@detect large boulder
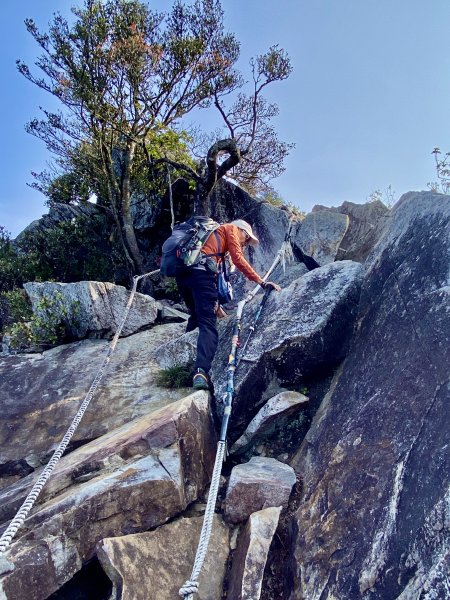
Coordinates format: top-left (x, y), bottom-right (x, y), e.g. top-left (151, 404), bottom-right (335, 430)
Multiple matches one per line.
top-left (312, 199), bottom-right (390, 262)
top-left (23, 281), bottom-right (158, 340)
top-left (224, 457), bottom-right (296, 524)
top-left (0, 323), bottom-right (190, 480)
top-left (213, 261), bottom-right (364, 431)
top-left (0, 392), bottom-right (216, 600)
top-left (289, 191), bottom-right (450, 599)
top-left (97, 514), bottom-right (229, 600)
top-left (293, 210), bottom-right (349, 265)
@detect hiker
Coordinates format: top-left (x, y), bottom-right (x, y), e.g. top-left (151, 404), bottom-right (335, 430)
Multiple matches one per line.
top-left (175, 219), bottom-right (281, 390)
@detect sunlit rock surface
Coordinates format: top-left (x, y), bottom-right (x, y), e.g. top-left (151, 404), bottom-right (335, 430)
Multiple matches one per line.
top-left (289, 191), bottom-right (450, 599)
top-left (0, 392), bottom-right (216, 600)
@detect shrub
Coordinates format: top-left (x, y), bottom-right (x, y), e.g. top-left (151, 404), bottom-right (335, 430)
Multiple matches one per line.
top-left (4, 293), bottom-right (81, 352)
top-left (17, 215), bottom-right (126, 284)
top-left (155, 363), bottom-right (193, 388)
top-left (0, 227), bottom-right (32, 293)
top-left (0, 288), bottom-right (32, 333)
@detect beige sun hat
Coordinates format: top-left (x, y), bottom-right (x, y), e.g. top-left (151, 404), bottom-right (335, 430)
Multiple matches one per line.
top-left (230, 219), bottom-right (259, 246)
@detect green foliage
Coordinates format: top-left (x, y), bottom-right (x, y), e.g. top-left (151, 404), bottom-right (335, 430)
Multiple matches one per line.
top-left (0, 218), bottom-right (126, 338)
top-left (257, 188), bottom-right (305, 220)
top-left (17, 215), bottom-right (126, 284)
top-left (258, 188), bottom-right (285, 207)
top-left (0, 227), bottom-right (30, 293)
top-left (4, 293), bottom-right (81, 352)
top-left (20, 0), bottom-right (293, 272)
top-left (155, 363), bottom-right (193, 388)
top-left (163, 278), bottom-right (179, 295)
top-left (0, 289), bottom-right (32, 334)
top-left (31, 171), bottom-right (92, 207)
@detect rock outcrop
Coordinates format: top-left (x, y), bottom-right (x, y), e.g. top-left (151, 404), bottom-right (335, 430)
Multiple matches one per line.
top-left (24, 281), bottom-right (158, 340)
top-left (0, 323), bottom-right (190, 478)
top-left (312, 199), bottom-right (390, 262)
top-left (293, 210), bottom-right (349, 265)
top-left (289, 191), bottom-right (450, 599)
top-left (0, 392), bottom-right (216, 600)
top-left (213, 260), bottom-right (364, 430)
top-left (98, 515), bottom-right (229, 600)
top-left (1, 189), bottom-right (447, 600)
top-left (15, 202), bottom-right (102, 242)
top-left (230, 391), bottom-right (309, 455)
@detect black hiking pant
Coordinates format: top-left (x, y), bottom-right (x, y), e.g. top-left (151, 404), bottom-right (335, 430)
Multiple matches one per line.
top-left (176, 267), bottom-right (218, 374)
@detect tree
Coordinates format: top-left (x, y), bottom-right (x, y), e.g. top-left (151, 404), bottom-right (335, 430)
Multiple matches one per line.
top-left (428, 148), bottom-right (450, 194)
top-left (19, 0), bottom-right (292, 274)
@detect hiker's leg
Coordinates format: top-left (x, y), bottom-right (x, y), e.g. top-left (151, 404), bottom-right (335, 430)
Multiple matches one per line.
top-left (176, 274), bottom-right (198, 332)
top-left (191, 270), bottom-right (218, 373)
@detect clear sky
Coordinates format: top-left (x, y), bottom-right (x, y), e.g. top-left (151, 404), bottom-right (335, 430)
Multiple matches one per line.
top-left (1, 1), bottom-right (450, 237)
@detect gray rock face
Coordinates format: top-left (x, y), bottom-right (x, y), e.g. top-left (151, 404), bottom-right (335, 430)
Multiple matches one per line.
top-left (0, 392), bottom-right (216, 600)
top-left (0, 323), bottom-right (190, 474)
top-left (230, 391), bottom-right (309, 455)
top-left (313, 199), bottom-right (390, 262)
top-left (24, 281), bottom-right (158, 340)
top-left (213, 261), bottom-right (364, 430)
top-left (15, 202), bottom-right (102, 241)
top-left (155, 329), bottom-right (198, 369)
top-left (224, 457), bottom-right (296, 524)
top-left (226, 200), bottom-right (301, 298)
top-left (289, 191), bottom-right (450, 599)
top-left (294, 210), bottom-right (349, 265)
top-left (228, 506), bottom-right (282, 600)
top-left (97, 514), bottom-right (229, 600)
top-left (249, 202), bottom-right (294, 280)
top-left (156, 302), bottom-right (189, 323)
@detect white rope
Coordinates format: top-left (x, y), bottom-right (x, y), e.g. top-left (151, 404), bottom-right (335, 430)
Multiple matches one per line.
top-left (179, 441), bottom-right (226, 599)
top-left (0, 270), bottom-right (159, 556)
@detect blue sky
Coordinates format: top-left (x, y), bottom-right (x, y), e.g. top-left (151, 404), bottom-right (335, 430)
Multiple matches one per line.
top-left (1, 1), bottom-right (450, 236)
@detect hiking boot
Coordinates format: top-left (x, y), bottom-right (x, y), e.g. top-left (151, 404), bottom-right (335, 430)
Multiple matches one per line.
top-left (192, 368), bottom-right (210, 390)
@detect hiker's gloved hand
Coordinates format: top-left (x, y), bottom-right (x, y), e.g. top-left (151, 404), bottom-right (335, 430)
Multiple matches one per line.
top-left (214, 304), bottom-right (228, 319)
top-left (262, 281), bottom-right (281, 292)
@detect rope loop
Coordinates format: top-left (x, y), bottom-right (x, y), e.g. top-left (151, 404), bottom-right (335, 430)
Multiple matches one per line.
top-left (179, 581), bottom-right (199, 597)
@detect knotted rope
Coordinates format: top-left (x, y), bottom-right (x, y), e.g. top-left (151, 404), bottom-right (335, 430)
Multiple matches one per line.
top-left (0, 271), bottom-right (159, 556)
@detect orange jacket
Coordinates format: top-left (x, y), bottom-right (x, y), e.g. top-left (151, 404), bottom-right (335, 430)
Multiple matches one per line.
top-left (201, 223), bottom-right (263, 284)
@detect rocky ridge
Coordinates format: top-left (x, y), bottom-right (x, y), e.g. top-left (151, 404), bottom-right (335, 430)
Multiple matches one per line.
top-left (0, 189), bottom-right (448, 600)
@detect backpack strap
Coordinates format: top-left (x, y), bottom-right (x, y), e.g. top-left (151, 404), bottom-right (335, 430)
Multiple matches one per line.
top-left (202, 230), bottom-right (225, 259)
top-left (213, 231), bottom-right (229, 278)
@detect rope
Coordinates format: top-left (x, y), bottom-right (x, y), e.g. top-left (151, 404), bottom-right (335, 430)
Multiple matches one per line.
top-left (178, 441), bottom-right (226, 600)
top-left (179, 219), bottom-right (295, 599)
top-left (0, 270), bottom-right (159, 556)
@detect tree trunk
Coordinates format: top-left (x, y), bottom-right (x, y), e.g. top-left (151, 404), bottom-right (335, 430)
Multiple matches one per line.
top-left (121, 141), bottom-right (145, 274)
top-left (101, 142), bottom-right (134, 277)
top-left (196, 138), bottom-right (241, 214)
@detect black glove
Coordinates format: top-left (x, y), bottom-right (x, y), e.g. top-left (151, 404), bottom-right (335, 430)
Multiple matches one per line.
top-left (261, 281), bottom-right (281, 291)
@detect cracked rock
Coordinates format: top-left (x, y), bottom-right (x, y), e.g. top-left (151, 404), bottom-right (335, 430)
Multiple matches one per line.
top-left (0, 392), bottom-right (216, 600)
top-left (289, 191), bottom-right (450, 600)
top-left (97, 514), bottom-right (229, 600)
